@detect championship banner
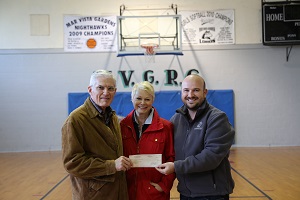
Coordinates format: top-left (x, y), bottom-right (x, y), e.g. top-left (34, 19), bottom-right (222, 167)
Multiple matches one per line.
top-left (64, 15), bottom-right (117, 52)
top-left (180, 10), bottom-right (235, 45)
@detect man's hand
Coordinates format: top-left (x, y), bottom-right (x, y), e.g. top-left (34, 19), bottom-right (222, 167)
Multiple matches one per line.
top-left (115, 156), bottom-right (132, 171)
top-left (155, 162), bottom-right (175, 175)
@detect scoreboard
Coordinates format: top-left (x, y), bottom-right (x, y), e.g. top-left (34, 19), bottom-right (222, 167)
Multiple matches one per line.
top-left (262, 3), bottom-right (300, 46)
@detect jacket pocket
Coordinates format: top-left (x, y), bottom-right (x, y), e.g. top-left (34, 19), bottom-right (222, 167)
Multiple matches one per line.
top-left (89, 180), bottom-right (107, 191)
top-left (142, 134), bottom-right (165, 153)
top-left (185, 172), bottom-right (216, 193)
top-left (143, 180), bottom-right (165, 199)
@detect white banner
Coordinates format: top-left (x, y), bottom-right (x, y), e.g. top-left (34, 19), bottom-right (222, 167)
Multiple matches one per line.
top-left (180, 10), bottom-right (235, 45)
top-left (64, 15), bottom-right (117, 52)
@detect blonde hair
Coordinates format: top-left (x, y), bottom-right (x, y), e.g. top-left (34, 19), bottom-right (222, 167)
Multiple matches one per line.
top-left (131, 81), bottom-right (155, 100)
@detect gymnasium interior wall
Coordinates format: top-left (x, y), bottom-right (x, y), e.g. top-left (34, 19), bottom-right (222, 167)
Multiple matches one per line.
top-left (0, 0), bottom-right (300, 152)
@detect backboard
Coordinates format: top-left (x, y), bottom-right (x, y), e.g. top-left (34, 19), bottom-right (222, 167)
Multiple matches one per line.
top-left (117, 15), bottom-right (183, 56)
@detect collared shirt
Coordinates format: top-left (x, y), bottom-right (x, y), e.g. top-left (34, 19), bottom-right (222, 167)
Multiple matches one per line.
top-left (133, 108), bottom-right (154, 140)
top-left (89, 97), bottom-right (112, 126)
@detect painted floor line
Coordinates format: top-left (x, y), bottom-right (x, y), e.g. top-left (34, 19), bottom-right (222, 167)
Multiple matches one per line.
top-left (231, 167), bottom-right (272, 200)
top-left (40, 174), bottom-right (69, 200)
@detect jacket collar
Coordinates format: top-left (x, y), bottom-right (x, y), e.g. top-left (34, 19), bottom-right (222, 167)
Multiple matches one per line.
top-left (85, 97), bottom-right (114, 120)
top-left (133, 108), bottom-right (154, 125)
top-left (177, 98), bottom-right (209, 118)
top-left (121, 108), bottom-right (163, 132)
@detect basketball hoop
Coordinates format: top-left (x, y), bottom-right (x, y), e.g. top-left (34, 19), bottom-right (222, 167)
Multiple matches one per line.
top-left (141, 43), bottom-right (159, 63)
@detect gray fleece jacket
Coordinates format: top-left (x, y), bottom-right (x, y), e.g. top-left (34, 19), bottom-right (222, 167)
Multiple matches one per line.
top-left (170, 99), bottom-right (235, 197)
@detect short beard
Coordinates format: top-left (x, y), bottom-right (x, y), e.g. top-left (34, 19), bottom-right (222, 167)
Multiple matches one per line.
top-left (185, 103), bottom-right (200, 111)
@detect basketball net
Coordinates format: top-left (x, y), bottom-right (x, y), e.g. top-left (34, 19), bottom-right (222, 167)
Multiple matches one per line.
top-left (141, 44), bottom-right (159, 63)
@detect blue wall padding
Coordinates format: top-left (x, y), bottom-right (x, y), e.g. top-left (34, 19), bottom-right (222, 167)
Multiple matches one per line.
top-left (68, 90), bottom-right (234, 127)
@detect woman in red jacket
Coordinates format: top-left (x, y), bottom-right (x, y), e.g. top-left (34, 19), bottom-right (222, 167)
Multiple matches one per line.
top-left (120, 81), bottom-right (176, 200)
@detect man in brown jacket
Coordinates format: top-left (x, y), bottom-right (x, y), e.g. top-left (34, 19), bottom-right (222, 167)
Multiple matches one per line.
top-left (62, 70), bottom-right (132, 200)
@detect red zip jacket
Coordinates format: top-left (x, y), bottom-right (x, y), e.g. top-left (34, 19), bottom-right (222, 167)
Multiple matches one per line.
top-left (120, 108), bottom-right (176, 200)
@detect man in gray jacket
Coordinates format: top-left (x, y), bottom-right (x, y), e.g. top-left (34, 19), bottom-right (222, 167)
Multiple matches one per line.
top-left (156, 74), bottom-right (235, 200)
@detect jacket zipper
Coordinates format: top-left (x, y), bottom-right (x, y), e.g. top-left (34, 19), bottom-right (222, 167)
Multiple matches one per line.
top-left (212, 170), bottom-right (216, 189)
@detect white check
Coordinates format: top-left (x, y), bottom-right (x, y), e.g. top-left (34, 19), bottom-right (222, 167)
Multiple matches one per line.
top-left (129, 154), bottom-right (162, 167)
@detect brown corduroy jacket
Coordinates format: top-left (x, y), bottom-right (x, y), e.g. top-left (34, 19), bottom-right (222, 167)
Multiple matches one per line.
top-left (62, 97), bottom-right (128, 200)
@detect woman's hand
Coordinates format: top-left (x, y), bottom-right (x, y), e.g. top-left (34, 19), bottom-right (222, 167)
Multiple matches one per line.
top-left (150, 182), bottom-right (163, 192)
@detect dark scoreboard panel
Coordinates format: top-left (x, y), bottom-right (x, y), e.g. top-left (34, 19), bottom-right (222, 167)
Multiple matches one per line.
top-left (262, 3), bottom-right (300, 46)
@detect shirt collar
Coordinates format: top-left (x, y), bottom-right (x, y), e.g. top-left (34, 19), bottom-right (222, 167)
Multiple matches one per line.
top-left (134, 108), bottom-right (154, 125)
top-left (90, 97), bottom-right (104, 114)
top-left (90, 97), bottom-right (113, 125)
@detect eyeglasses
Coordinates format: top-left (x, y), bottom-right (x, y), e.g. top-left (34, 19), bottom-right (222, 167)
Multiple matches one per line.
top-left (96, 85), bottom-right (116, 92)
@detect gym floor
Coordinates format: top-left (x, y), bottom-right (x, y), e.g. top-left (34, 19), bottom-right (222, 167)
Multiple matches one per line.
top-left (1, 147), bottom-right (299, 200)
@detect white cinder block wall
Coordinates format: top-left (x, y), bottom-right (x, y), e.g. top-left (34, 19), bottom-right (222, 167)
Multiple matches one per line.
top-left (0, 0), bottom-right (300, 152)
